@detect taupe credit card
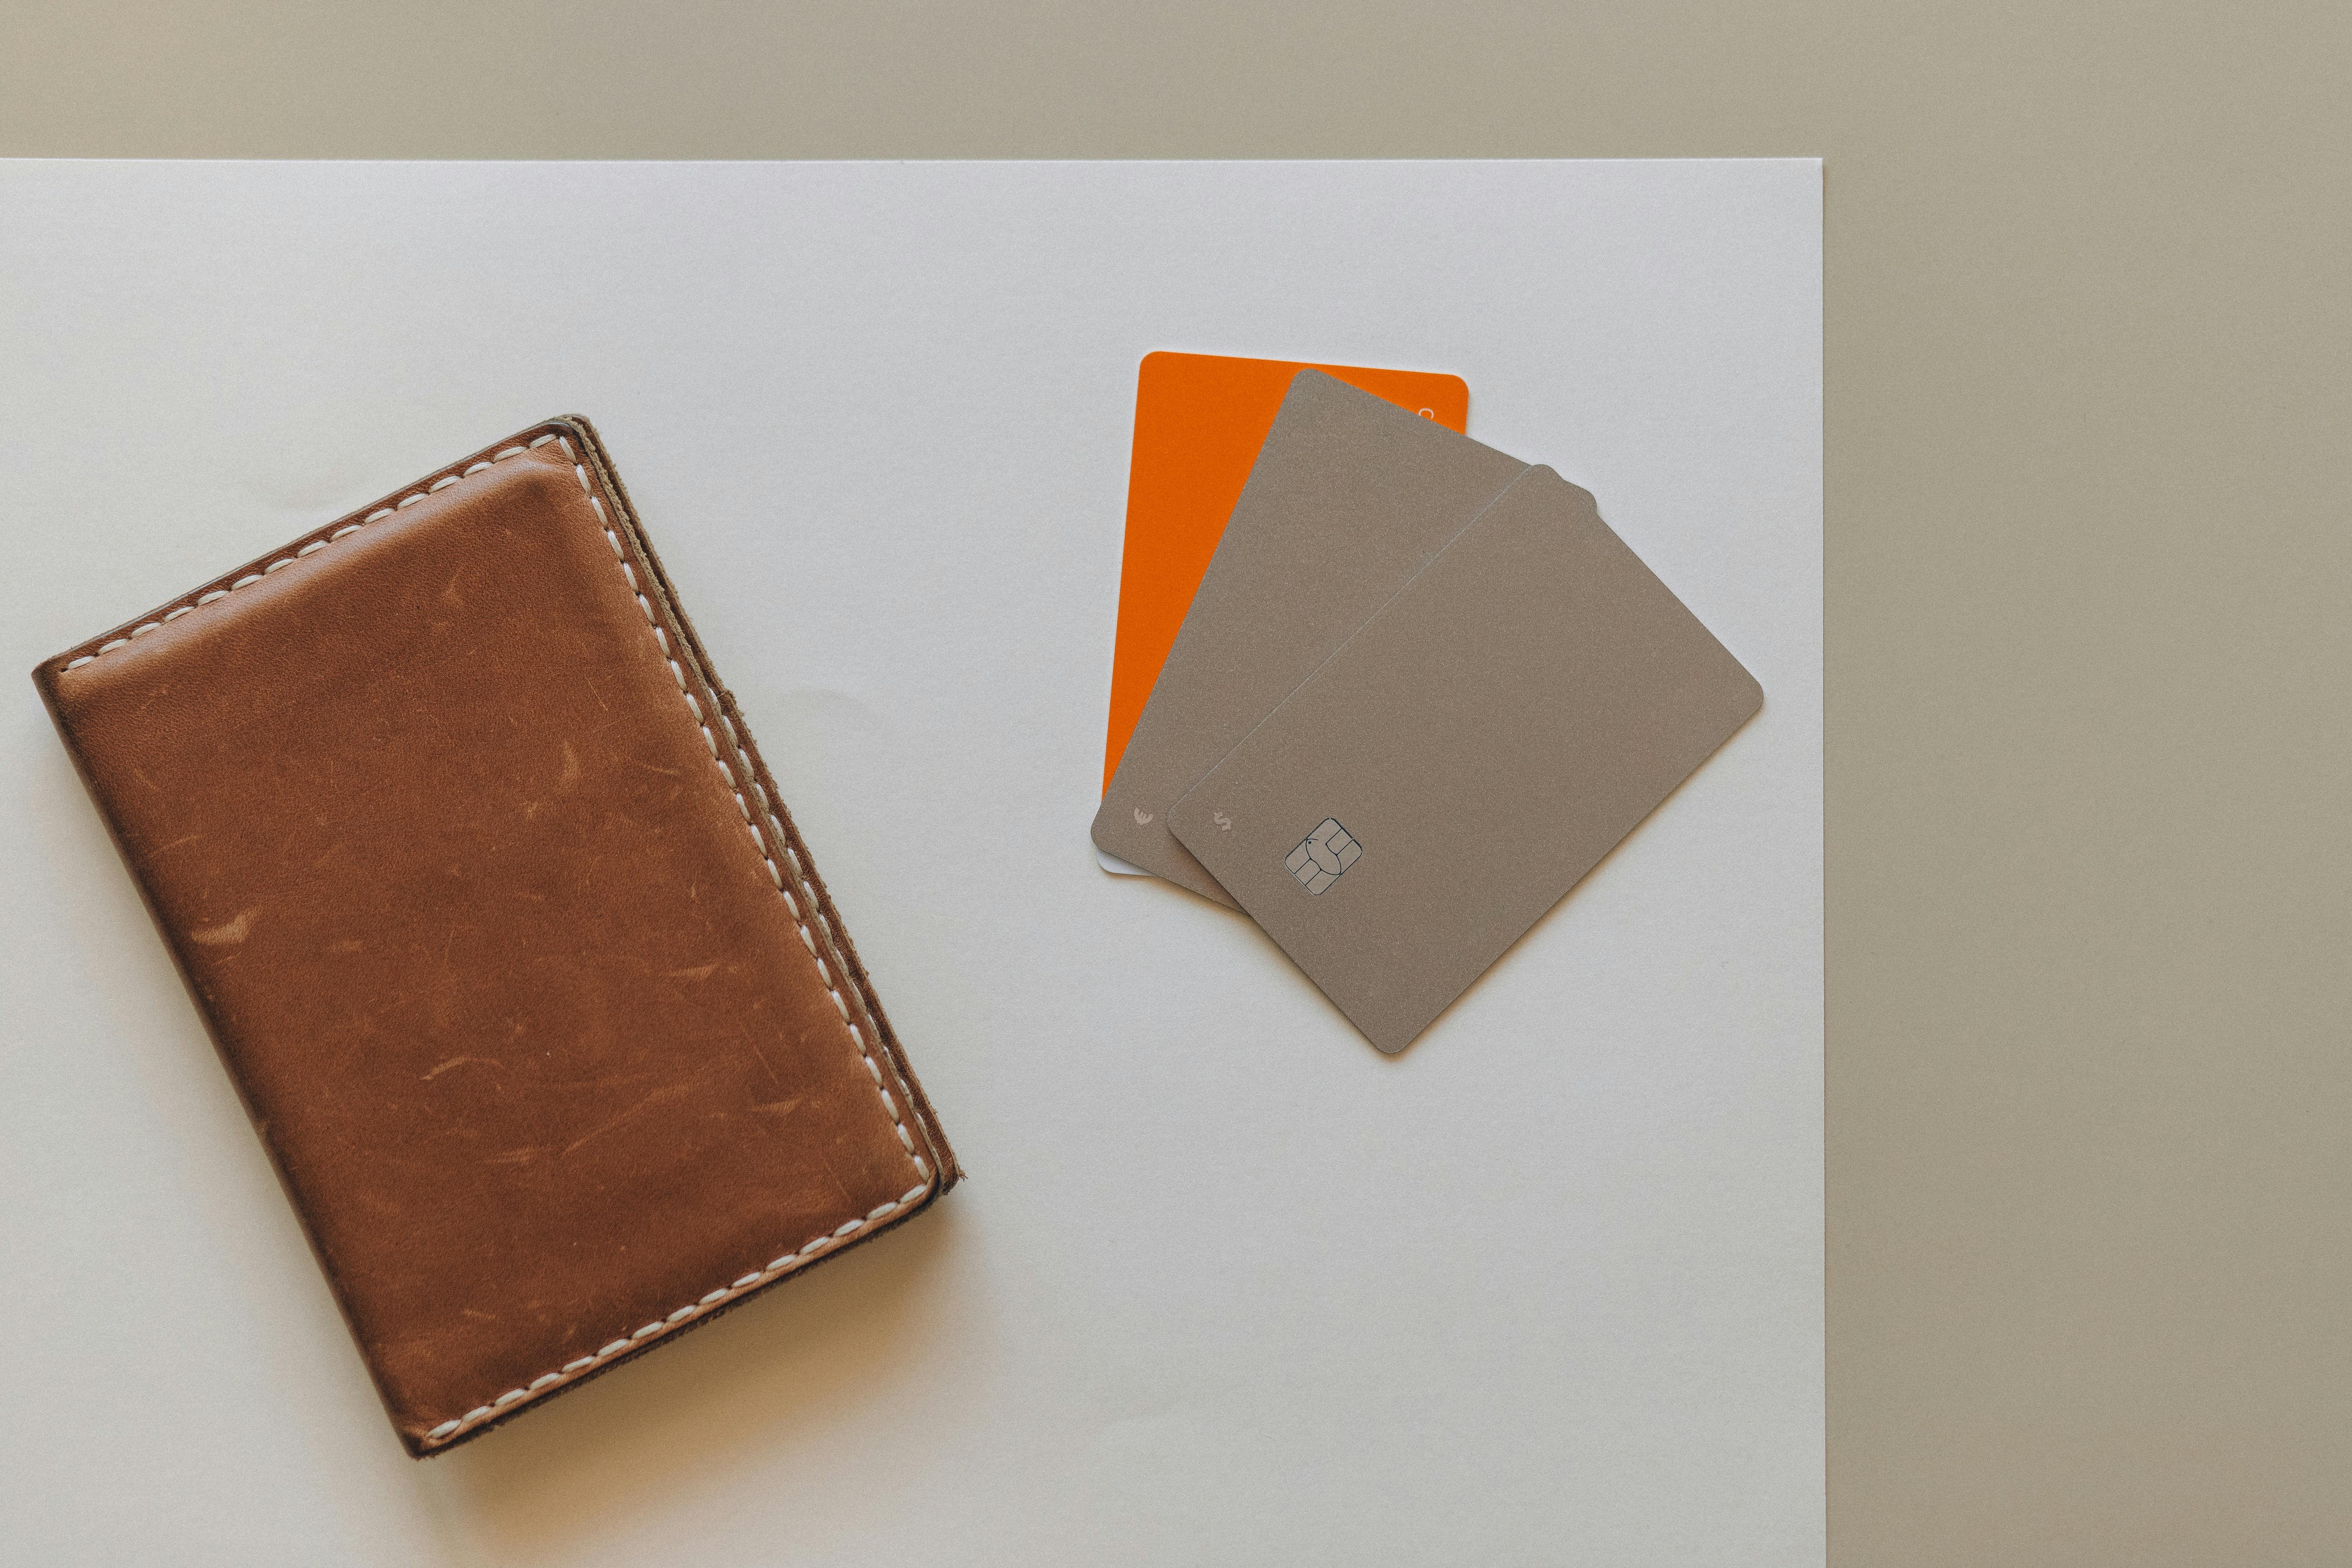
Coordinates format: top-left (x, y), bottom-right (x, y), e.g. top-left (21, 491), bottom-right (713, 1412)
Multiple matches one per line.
top-left (1090, 371), bottom-right (1529, 906)
top-left (1167, 467), bottom-right (1762, 1054)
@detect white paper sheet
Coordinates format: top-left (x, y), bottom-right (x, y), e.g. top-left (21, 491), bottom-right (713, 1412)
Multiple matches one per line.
top-left (0, 159), bottom-right (1822, 1566)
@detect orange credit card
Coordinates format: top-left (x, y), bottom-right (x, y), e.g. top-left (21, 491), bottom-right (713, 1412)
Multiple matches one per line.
top-left (1101, 352), bottom-right (1470, 792)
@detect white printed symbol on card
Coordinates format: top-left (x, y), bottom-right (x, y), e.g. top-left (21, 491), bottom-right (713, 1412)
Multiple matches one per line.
top-left (1283, 818), bottom-right (1361, 895)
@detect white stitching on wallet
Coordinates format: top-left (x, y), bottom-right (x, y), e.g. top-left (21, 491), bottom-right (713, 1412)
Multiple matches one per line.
top-left (583, 443), bottom-right (928, 1187)
top-left (418, 431), bottom-right (936, 1449)
top-left (417, 1178), bottom-right (936, 1446)
top-left (752, 806), bottom-right (931, 1168)
top-left (54, 438), bottom-right (543, 671)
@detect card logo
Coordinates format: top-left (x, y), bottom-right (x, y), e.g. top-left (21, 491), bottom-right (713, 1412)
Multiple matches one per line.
top-left (1133, 807), bottom-right (1153, 825)
top-left (1284, 818), bottom-right (1362, 895)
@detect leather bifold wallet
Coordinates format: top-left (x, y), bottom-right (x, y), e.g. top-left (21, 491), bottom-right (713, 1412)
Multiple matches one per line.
top-left (33, 417), bottom-right (960, 1456)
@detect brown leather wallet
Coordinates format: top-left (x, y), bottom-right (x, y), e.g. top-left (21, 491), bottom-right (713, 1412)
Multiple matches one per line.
top-left (33, 417), bottom-right (960, 1456)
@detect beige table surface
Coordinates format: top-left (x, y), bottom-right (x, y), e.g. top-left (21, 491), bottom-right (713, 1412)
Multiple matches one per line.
top-left (7, 4), bottom-right (2347, 1563)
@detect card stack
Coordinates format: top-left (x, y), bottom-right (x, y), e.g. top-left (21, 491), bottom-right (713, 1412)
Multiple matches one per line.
top-left (1093, 355), bottom-right (1761, 1054)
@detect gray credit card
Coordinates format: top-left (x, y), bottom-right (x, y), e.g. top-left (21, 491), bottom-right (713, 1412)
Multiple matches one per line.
top-left (1090, 370), bottom-right (1529, 906)
top-left (1167, 466), bottom-right (1761, 1054)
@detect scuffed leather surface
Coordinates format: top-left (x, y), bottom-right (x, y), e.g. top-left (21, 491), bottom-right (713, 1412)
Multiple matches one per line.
top-left (34, 419), bottom-right (959, 1456)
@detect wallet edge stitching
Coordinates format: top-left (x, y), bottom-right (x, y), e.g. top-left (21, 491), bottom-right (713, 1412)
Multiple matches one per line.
top-left (50, 444), bottom-right (546, 669)
top-left (555, 433), bottom-right (933, 1187)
